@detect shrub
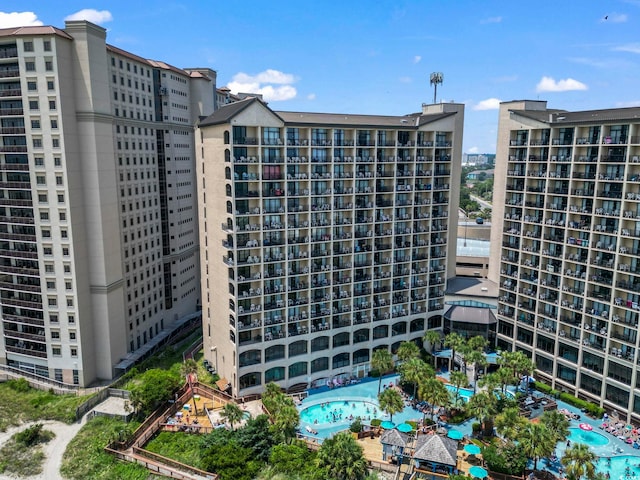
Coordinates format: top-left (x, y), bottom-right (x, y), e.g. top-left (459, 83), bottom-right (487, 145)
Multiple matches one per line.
top-left (7, 378), bottom-right (30, 393)
top-left (370, 418), bottom-right (382, 427)
top-left (350, 417), bottom-right (363, 433)
top-left (472, 422), bottom-right (482, 432)
top-left (14, 424), bottom-right (54, 447)
top-left (406, 420), bottom-right (418, 430)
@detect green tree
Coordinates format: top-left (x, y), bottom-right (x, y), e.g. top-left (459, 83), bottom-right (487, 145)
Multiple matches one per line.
top-left (466, 349), bottom-right (487, 394)
top-left (494, 407), bottom-right (527, 442)
top-left (181, 358), bottom-right (199, 413)
top-left (540, 410), bottom-right (570, 444)
top-left (236, 414), bottom-right (276, 462)
top-left (498, 351), bottom-right (534, 390)
top-left (423, 330), bottom-right (442, 366)
top-left (316, 432), bottom-right (368, 480)
top-left (269, 441), bottom-right (317, 478)
top-left (444, 333), bottom-right (465, 373)
top-left (378, 388), bottom-right (404, 422)
top-left (201, 440), bottom-right (262, 480)
top-left (371, 348), bottom-right (394, 394)
top-left (398, 357), bottom-right (433, 399)
top-left (397, 341), bottom-right (420, 363)
top-left (129, 369), bottom-right (181, 416)
top-left (418, 377), bottom-right (450, 422)
top-left (221, 402), bottom-right (245, 431)
top-left (561, 443), bottom-right (598, 480)
top-left (519, 422), bottom-right (555, 471)
top-left (449, 371), bottom-right (468, 407)
top-left (273, 404), bottom-right (300, 443)
top-left (466, 392), bottom-right (497, 437)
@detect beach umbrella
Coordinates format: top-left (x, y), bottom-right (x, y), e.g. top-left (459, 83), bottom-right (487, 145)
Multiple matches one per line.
top-left (469, 466), bottom-right (488, 479)
top-left (397, 423), bottom-right (413, 433)
top-left (464, 444), bottom-right (481, 455)
top-left (381, 421), bottom-right (396, 430)
top-left (447, 429), bottom-right (463, 440)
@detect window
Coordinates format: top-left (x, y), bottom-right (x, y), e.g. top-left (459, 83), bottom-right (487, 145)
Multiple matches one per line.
top-left (52, 346), bottom-right (61, 356)
top-left (51, 330), bottom-right (60, 339)
top-left (43, 40), bottom-right (51, 51)
top-left (47, 280), bottom-right (55, 289)
top-left (70, 347), bottom-right (77, 357)
top-left (57, 194), bottom-right (64, 203)
top-left (69, 331), bottom-right (76, 340)
top-left (50, 314), bottom-right (58, 323)
top-left (27, 81), bottom-right (37, 91)
top-left (24, 41), bottom-right (34, 52)
top-left (49, 99), bottom-right (56, 110)
top-left (45, 60), bottom-right (53, 71)
top-left (33, 138), bottom-right (42, 148)
top-left (29, 100), bottom-right (39, 110)
top-left (54, 157), bottom-right (61, 167)
top-left (31, 119), bottom-right (41, 129)
top-left (59, 211), bottom-right (66, 221)
top-left (47, 80), bottom-right (54, 91)
top-left (25, 61), bottom-right (35, 71)
top-left (50, 118), bottom-right (58, 129)
top-left (54, 369), bottom-right (63, 382)
top-left (52, 138), bottom-right (60, 148)
top-left (48, 297), bottom-right (57, 307)
top-left (66, 298), bottom-right (74, 307)
top-left (40, 211), bottom-right (49, 220)
top-left (34, 157), bottom-right (44, 166)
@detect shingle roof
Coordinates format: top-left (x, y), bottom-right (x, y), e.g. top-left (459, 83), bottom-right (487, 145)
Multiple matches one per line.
top-left (198, 97), bottom-right (278, 127)
top-left (0, 25), bottom-right (73, 40)
top-left (412, 435), bottom-right (458, 466)
top-left (444, 305), bottom-right (497, 325)
top-left (276, 110), bottom-right (455, 129)
top-left (380, 429), bottom-right (410, 447)
top-left (512, 106), bottom-right (640, 125)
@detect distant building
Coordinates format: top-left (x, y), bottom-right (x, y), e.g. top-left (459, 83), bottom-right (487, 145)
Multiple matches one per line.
top-left (463, 153), bottom-right (495, 166)
top-left (466, 169), bottom-right (494, 181)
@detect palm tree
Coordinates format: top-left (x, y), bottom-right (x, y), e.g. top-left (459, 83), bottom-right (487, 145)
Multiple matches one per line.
top-left (372, 348), bottom-right (394, 394)
top-left (418, 377), bottom-right (450, 422)
top-left (465, 349), bottom-right (487, 394)
top-left (316, 432), bottom-right (368, 480)
top-left (180, 358), bottom-right (199, 414)
top-left (494, 407), bottom-right (526, 442)
top-left (519, 422), bottom-right (555, 471)
top-left (273, 404), bottom-right (300, 443)
top-left (444, 333), bottom-right (465, 373)
top-left (466, 392), bottom-right (497, 437)
top-left (423, 330), bottom-right (441, 366)
top-left (498, 350), bottom-right (534, 391)
top-left (540, 410), bottom-right (570, 443)
top-left (561, 443), bottom-right (598, 480)
top-left (378, 388), bottom-right (404, 422)
top-left (449, 371), bottom-right (468, 407)
top-left (397, 341), bottom-right (421, 363)
top-left (221, 401), bottom-right (245, 430)
top-left (398, 357), bottom-right (433, 399)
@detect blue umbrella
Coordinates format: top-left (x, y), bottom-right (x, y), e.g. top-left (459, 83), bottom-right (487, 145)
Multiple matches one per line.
top-left (381, 421), bottom-right (396, 430)
top-left (469, 466), bottom-right (488, 478)
top-left (447, 429), bottom-right (463, 440)
top-left (397, 423), bottom-right (413, 433)
top-left (464, 444), bottom-right (481, 455)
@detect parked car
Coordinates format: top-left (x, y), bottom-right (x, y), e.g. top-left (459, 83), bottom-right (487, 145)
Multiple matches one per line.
top-left (475, 217), bottom-right (484, 224)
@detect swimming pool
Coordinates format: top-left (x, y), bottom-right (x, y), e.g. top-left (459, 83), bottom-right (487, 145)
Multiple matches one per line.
top-left (597, 455), bottom-right (640, 480)
top-left (444, 384), bottom-right (514, 402)
top-left (299, 400), bottom-right (380, 426)
top-left (568, 427), bottom-right (609, 447)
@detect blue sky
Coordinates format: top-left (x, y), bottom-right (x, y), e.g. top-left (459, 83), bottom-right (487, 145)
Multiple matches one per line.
top-left (5, 1), bottom-right (640, 153)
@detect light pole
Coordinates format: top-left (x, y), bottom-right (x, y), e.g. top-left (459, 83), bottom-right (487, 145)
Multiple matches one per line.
top-left (210, 346), bottom-right (218, 373)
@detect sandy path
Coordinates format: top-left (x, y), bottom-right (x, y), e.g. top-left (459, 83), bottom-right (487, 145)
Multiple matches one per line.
top-left (0, 416), bottom-right (87, 480)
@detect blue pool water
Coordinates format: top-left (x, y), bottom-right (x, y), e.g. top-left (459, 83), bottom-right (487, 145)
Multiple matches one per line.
top-left (299, 400), bottom-right (380, 426)
top-left (444, 384), bottom-right (514, 401)
top-left (568, 427), bottom-right (609, 447)
top-left (597, 456), bottom-right (640, 480)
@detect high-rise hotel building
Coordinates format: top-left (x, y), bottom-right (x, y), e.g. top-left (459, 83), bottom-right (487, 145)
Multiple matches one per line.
top-left (197, 98), bottom-right (464, 396)
top-left (0, 21), bottom-right (213, 386)
top-left (490, 100), bottom-right (640, 421)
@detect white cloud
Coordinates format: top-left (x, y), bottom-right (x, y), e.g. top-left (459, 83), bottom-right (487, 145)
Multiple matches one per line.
top-left (467, 147), bottom-right (479, 154)
top-left (616, 100), bottom-right (640, 107)
top-left (399, 76), bottom-right (412, 83)
top-left (536, 76), bottom-right (588, 93)
top-left (613, 43), bottom-right (640, 54)
top-left (307, 93), bottom-right (316, 101)
top-left (413, 55), bottom-right (422, 64)
top-left (228, 69), bottom-right (298, 102)
top-left (0, 11), bottom-right (43, 28)
top-left (603, 13), bottom-right (628, 22)
top-left (64, 9), bottom-right (113, 24)
top-left (481, 16), bottom-right (502, 24)
top-left (473, 98), bottom-right (501, 110)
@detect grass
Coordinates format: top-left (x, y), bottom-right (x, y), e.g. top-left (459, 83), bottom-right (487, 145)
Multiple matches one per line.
top-left (145, 431), bottom-right (205, 469)
top-left (60, 415), bottom-right (156, 480)
top-left (0, 424), bottom-right (55, 477)
top-left (0, 379), bottom-right (89, 432)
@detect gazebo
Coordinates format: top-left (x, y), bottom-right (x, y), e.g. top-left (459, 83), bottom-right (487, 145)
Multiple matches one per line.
top-left (380, 429), bottom-right (411, 462)
top-left (412, 434), bottom-right (458, 476)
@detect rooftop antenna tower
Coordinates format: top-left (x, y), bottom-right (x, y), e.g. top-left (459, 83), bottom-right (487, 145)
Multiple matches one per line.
top-left (430, 72), bottom-right (443, 104)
